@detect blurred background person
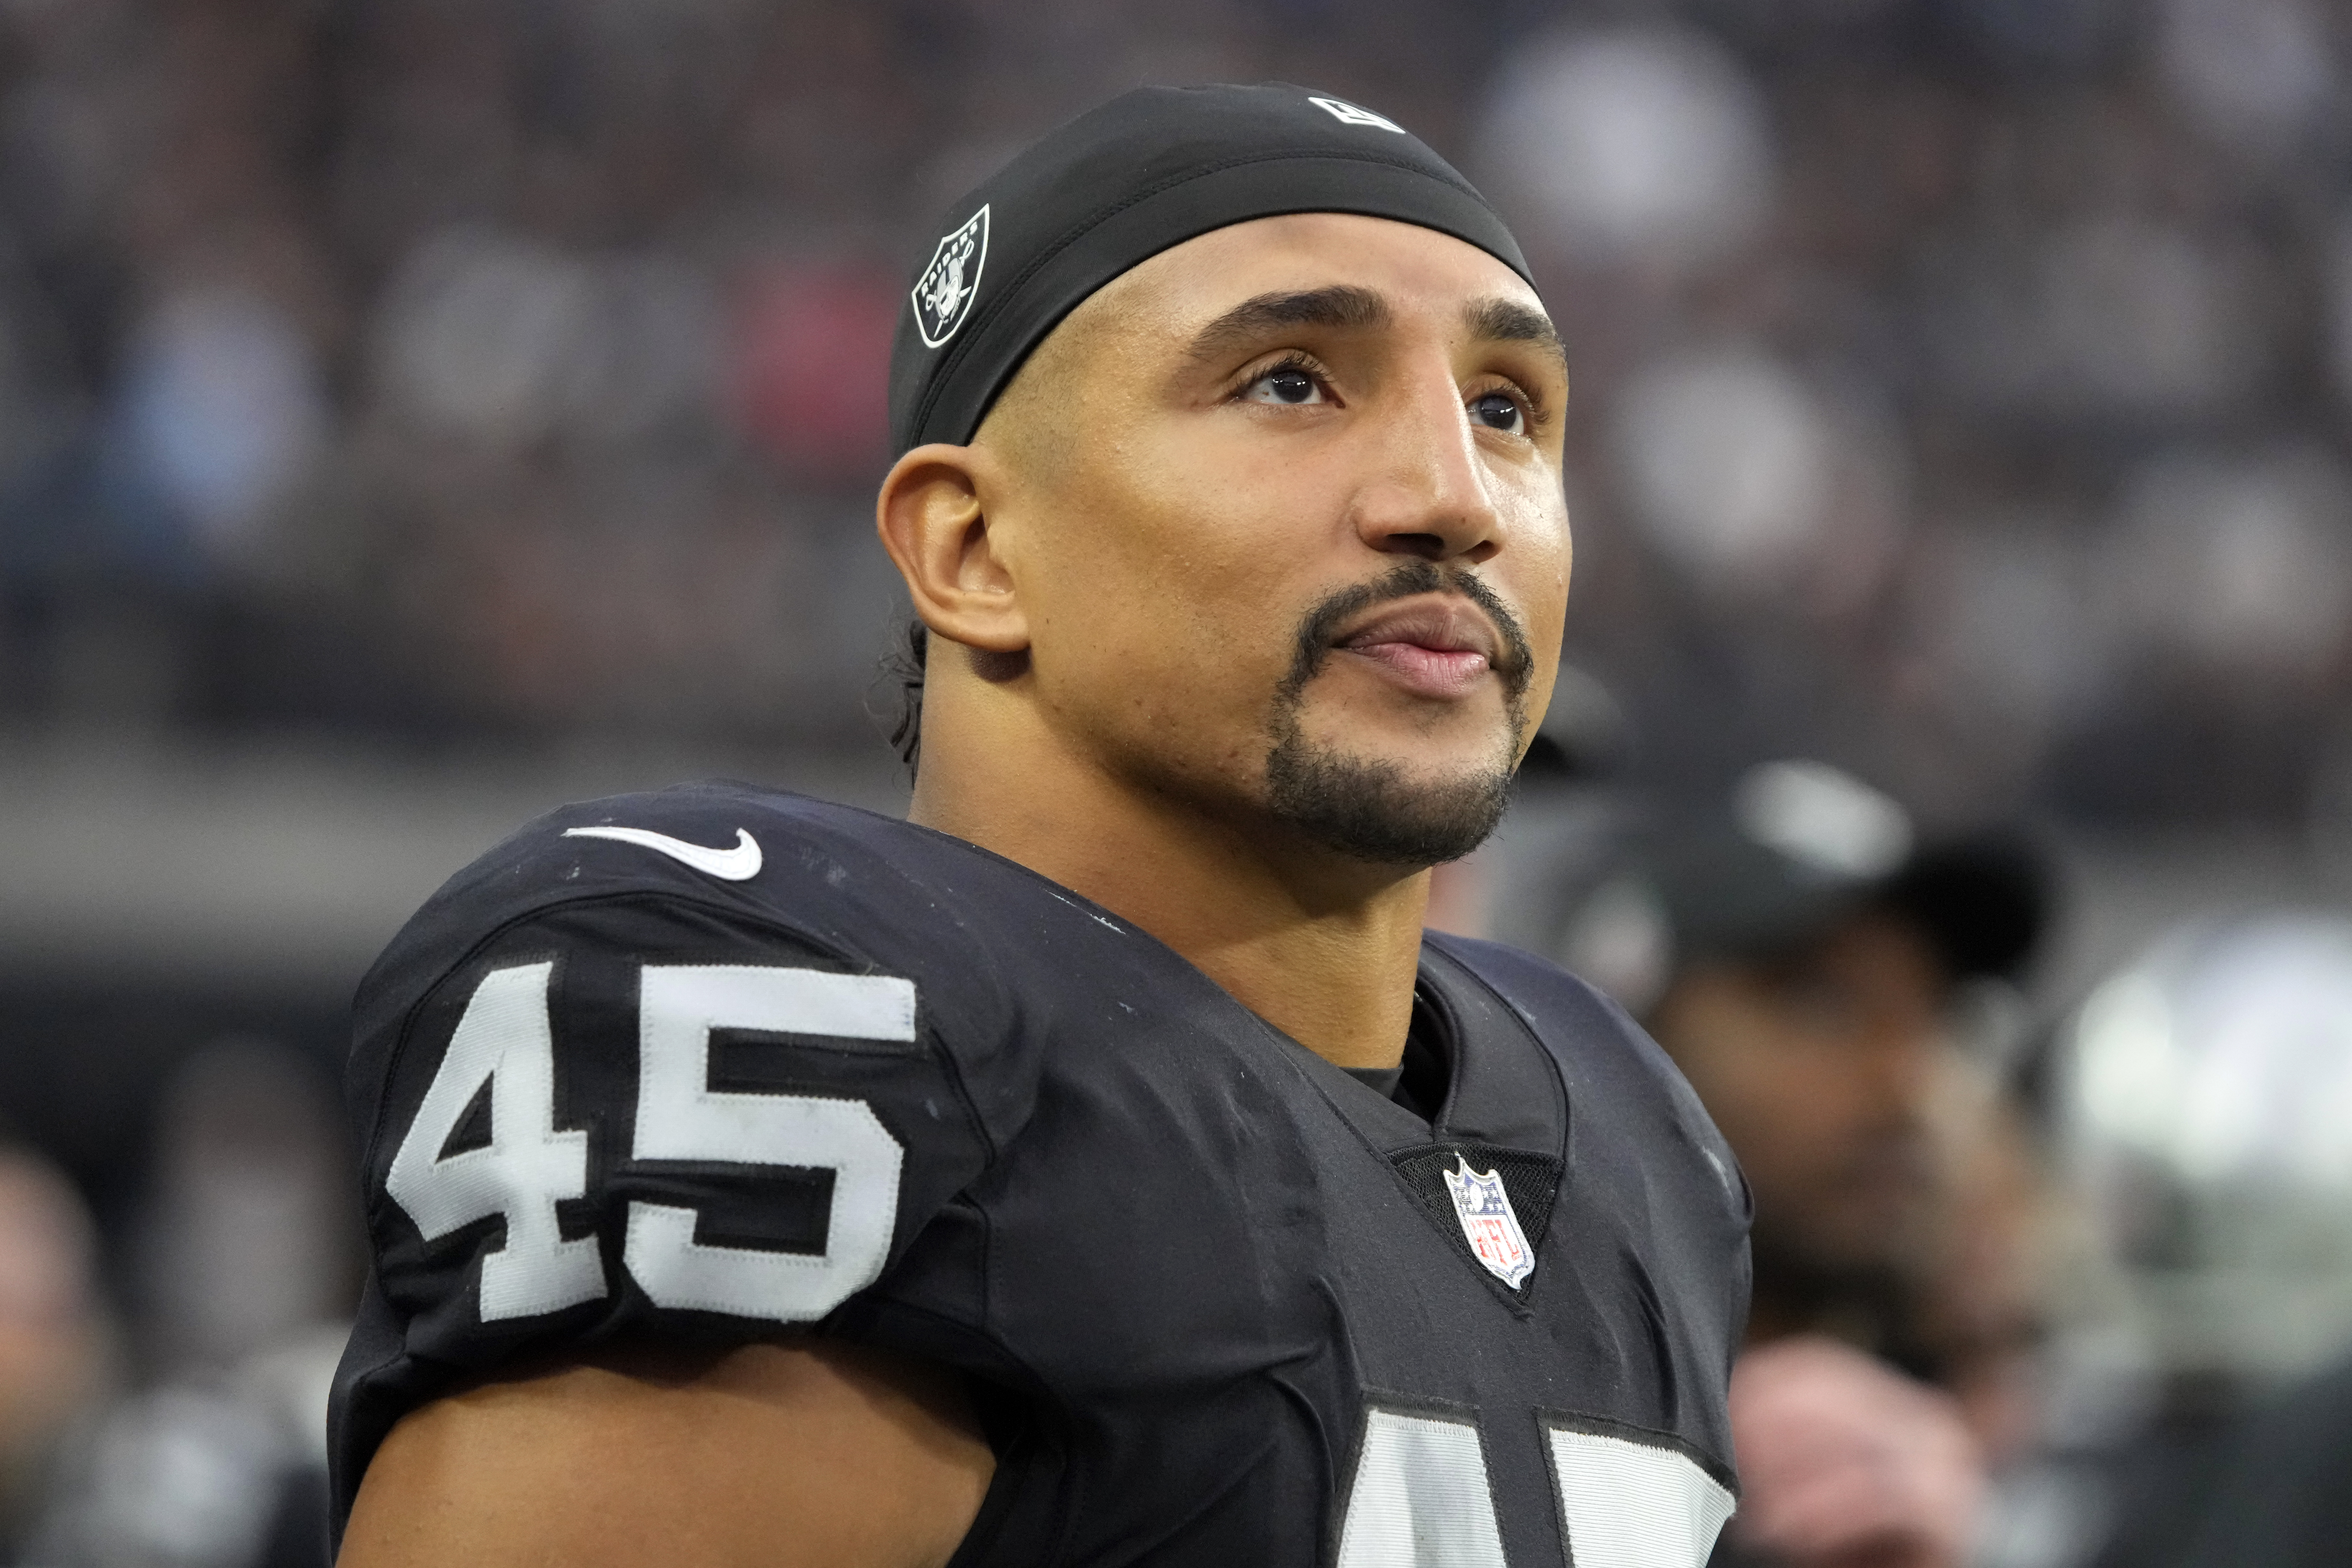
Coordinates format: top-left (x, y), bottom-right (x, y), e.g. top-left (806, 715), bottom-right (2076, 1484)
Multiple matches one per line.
top-left (1636, 762), bottom-right (2048, 1364)
top-left (26, 1039), bottom-right (350, 1568)
top-left (1532, 758), bottom-right (2049, 1567)
top-left (2046, 915), bottom-right (2352, 1568)
top-left (1723, 1336), bottom-right (1986, 1568)
top-left (0, 1147), bottom-right (108, 1559)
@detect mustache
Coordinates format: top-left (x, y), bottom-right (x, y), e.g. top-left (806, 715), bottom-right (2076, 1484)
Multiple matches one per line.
top-left (1280, 560), bottom-right (1537, 705)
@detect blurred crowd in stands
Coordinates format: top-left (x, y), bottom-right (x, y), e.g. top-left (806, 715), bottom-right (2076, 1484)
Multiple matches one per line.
top-left (1, 1), bottom-right (2351, 1566)
top-left (0, 0), bottom-right (2345, 830)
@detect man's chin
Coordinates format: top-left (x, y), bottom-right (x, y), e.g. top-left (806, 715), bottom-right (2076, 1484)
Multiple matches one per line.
top-left (1263, 733), bottom-right (1513, 868)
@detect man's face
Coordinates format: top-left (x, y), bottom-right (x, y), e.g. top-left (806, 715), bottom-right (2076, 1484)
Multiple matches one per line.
top-left (971, 212), bottom-right (1572, 866)
top-left (1651, 914), bottom-right (1951, 1285)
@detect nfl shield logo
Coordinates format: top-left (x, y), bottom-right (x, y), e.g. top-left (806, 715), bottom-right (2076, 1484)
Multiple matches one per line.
top-left (1444, 1157), bottom-right (1535, 1289)
top-left (912, 205), bottom-right (989, 348)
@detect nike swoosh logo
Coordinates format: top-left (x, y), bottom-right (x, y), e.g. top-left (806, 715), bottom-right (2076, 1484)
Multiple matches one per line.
top-left (562, 825), bottom-right (764, 882)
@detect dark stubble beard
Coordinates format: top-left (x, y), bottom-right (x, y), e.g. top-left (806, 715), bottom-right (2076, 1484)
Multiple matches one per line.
top-left (1263, 561), bottom-right (1536, 868)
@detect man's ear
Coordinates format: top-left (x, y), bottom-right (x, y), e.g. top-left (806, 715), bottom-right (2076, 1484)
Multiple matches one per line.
top-left (874, 444), bottom-right (1030, 654)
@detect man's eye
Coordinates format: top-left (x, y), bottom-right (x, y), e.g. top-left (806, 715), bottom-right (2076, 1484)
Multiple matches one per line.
top-left (1469, 391), bottom-right (1525, 434)
top-left (1243, 367), bottom-right (1326, 405)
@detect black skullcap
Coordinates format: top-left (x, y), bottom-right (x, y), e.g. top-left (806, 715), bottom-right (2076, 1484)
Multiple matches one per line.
top-left (887, 83), bottom-right (1532, 454)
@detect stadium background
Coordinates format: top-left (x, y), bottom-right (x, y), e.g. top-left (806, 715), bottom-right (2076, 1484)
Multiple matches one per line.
top-left (0, 0), bottom-right (2347, 1563)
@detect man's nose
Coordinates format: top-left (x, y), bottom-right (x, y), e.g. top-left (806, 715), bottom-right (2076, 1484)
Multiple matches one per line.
top-left (1348, 367), bottom-right (1504, 564)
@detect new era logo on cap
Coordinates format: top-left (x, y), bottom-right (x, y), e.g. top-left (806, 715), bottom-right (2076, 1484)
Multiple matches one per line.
top-left (913, 204), bottom-right (990, 348)
top-left (1308, 96), bottom-right (1405, 134)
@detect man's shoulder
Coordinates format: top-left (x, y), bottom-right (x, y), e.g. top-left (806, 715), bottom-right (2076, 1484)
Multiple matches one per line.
top-left (1425, 931), bottom-right (1673, 1081)
top-left (331, 786), bottom-right (1043, 1524)
top-left (1427, 932), bottom-right (1747, 1201)
top-left (364, 782), bottom-right (1037, 998)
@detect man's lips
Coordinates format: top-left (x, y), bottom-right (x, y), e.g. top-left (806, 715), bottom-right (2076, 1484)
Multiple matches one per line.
top-left (1332, 597), bottom-right (1504, 700)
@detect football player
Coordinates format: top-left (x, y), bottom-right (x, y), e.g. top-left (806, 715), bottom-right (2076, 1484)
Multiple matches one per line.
top-left (331, 85), bottom-right (1750, 1568)
top-left (1618, 764), bottom-right (2047, 1567)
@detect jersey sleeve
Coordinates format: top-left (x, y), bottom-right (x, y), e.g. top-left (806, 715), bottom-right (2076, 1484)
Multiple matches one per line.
top-left (330, 884), bottom-right (1000, 1527)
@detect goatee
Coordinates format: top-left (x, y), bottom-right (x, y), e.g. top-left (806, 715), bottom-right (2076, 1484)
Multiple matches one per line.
top-left (1262, 561), bottom-right (1534, 868)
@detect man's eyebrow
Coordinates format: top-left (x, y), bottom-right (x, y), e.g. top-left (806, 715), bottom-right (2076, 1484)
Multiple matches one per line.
top-left (1464, 296), bottom-right (1566, 368)
top-left (1183, 285), bottom-right (1392, 363)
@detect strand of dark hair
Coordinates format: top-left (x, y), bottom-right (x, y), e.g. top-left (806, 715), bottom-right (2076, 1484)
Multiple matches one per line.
top-left (878, 618), bottom-right (928, 778)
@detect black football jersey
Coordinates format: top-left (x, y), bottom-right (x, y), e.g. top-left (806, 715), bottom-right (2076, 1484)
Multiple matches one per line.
top-left (330, 782), bottom-right (1751, 1567)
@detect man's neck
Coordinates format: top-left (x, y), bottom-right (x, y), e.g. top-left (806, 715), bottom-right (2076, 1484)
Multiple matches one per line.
top-left (909, 708), bottom-right (1429, 1073)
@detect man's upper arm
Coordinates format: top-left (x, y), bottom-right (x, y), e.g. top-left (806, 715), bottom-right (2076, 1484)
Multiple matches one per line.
top-left (338, 1339), bottom-right (993, 1568)
top-left (333, 861), bottom-right (1012, 1548)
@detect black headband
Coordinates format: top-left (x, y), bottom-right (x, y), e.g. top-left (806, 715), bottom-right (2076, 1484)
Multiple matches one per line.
top-left (887, 83), bottom-right (1533, 455)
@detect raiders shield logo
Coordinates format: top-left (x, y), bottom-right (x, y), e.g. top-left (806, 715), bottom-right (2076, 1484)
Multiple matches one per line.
top-left (1444, 1157), bottom-right (1535, 1289)
top-left (912, 205), bottom-right (989, 348)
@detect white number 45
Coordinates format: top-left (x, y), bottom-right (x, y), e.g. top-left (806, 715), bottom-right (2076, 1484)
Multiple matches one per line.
top-left (1338, 1407), bottom-right (1735, 1568)
top-left (386, 960), bottom-right (913, 1324)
